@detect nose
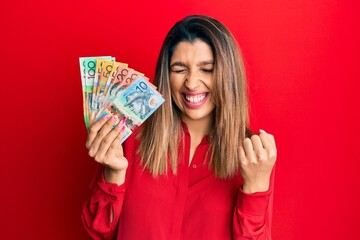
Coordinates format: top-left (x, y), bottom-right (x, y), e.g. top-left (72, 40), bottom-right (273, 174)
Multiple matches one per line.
top-left (184, 71), bottom-right (200, 90)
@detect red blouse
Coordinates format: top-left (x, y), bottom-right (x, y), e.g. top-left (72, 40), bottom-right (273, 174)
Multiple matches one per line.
top-left (82, 123), bottom-right (275, 239)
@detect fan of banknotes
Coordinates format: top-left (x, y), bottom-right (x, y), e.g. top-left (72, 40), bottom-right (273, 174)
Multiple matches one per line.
top-left (79, 56), bottom-right (164, 144)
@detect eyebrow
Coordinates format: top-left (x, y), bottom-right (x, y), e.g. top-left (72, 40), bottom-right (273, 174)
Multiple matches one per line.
top-left (170, 60), bottom-right (214, 68)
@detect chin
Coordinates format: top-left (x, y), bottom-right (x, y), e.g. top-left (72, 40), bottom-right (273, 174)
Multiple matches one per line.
top-left (182, 109), bottom-right (214, 122)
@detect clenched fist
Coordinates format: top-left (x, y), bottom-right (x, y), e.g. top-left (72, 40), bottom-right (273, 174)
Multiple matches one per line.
top-left (240, 129), bottom-right (277, 194)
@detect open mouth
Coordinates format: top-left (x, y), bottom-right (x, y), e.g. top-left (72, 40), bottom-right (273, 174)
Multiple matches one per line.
top-left (183, 93), bottom-right (208, 103)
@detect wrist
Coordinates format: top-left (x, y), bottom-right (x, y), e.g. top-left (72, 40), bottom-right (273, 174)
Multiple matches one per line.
top-left (104, 167), bottom-right (127, 186)
top-left (242, 180), bottom-right (270, 194)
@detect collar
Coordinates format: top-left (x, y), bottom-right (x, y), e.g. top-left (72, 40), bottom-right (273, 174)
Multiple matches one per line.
top-left (180, 120), bottom-right (209, 145)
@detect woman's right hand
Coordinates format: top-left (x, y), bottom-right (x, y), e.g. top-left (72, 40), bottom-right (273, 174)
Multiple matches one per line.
top-left (86, 115), bottom-right (128, 185)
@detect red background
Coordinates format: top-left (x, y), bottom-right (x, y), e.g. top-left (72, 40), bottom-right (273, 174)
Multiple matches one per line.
top-left (1, 0), bottom-right (359, 239)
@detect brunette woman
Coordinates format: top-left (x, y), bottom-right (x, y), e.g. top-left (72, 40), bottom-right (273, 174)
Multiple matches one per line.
top-left (83, 15), bottom-right (277, 240)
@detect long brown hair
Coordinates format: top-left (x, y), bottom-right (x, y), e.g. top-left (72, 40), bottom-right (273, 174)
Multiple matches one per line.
top-left (138, 15), bottom-right (251, 178)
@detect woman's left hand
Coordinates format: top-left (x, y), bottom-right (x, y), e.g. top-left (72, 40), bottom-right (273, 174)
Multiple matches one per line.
top-left (240, 129), bottom-right (277, 194)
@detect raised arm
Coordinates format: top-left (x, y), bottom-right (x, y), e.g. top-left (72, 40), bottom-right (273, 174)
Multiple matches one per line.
top-left (82, 115), bottom-right (128, 239)
top-left (233, 129), bottom-right (277, 239)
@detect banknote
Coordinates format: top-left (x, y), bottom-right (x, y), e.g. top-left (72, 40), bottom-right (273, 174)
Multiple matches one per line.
top-left (94, 77), bottom-right (164, 143)
top-left (79, 59), bottom-right (88, 127)
top-left (101, 70), bottom-right (152, 116)
top-left (101, 66), bottom-right (136, 112)
top-left (117, 69), bottom-right (147, 92)
top-left (80, 57), bottom-right (165, 143)
top-left (103, 62), bottom-right (128, 100)
top-left (95, 60), bottom-right (115, 113)
top-left (101, 65), bottom-right (130, 113)
top-left (79, 56), bottom-right (112, 129)
top-left (92, 57), bottom-right (115, 119)
top-left (116, 77), bottom-right (165, 123)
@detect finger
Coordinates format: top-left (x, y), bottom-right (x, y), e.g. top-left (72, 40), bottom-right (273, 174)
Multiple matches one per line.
top-left (89, 115), bottom-right (119, 157)
top-left (259, 129), bottom-right (277, 149)
top-left (251, 135), bottom-right (267, 162)
top-left (258, 131), bottom-right (277, 163)
top-left (96, 118), bottom-right (126, 162)
top-left (106, 120), bottom-right (127, 158)
top-left (87, 114), bottom-right (111, 149)
top-left (243, 138), bottom-right (255, 160)
top-left (250, 134), bottom-right (264, 152)
top-left (239, 145), bottom-right (247, 165)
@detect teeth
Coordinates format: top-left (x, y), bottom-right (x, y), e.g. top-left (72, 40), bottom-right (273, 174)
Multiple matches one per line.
top-left (185, 93), bottom-right (206, 103)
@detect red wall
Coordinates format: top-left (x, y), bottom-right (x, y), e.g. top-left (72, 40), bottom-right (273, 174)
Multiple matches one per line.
top-left (1, 0), bottom-right (359, 239)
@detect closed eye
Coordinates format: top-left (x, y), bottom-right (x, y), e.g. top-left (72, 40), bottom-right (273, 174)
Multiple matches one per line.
top-left (171, 68), bottom-right (187, 74)
top-left (201, 69), bottom-right (213, 73)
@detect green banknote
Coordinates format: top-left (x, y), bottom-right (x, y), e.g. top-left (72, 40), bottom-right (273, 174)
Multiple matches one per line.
top-left (79, 56), bottom-right (112, 129)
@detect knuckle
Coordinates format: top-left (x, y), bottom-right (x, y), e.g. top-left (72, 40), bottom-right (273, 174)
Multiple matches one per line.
top-left (102, 137), bottom-right (112, 145)
top-left (256, 151), bottom-right (266, 162)
top-left (88, 149), bottom-right (95, 158)
top-left (240, 155), bottom-right (248, 165)
top-left (250, 158), bottom-right (258, 165)
top-left (240, 160), bottom-right (248, 167)
top-left (250, 135), bottom-right (259, 142)
top-left (89, 126), bottom-right (98, 135)
top-left (268, 148), bottom-right (277, 159)
top-left (94, 155), bottom-right (102, 163)
top-left (109, 144), bottom-right (117, 151)
top-left (260, 136), bottom-right (269, 143)
top-left (243, 138), bottom-right (251, 145)
top-left (97, 131), bottom-right (105, 139)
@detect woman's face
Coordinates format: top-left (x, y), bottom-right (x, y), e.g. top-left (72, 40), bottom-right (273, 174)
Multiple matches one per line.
top-left (169, 40), bottom-right (215, 123)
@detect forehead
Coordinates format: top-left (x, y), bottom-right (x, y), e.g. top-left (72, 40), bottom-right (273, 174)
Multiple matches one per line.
top-left (170, 40), bottom-right (213, 64)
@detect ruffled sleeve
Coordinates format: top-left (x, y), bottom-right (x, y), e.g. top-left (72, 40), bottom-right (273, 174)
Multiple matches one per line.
top-left (233, 168), bottom-right (275, 240)
top-left (82, 165), bottom-right (125, 240)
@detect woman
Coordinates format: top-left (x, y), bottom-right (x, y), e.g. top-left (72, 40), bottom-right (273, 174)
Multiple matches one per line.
top-left (82, 15), bottom-right (277, 240)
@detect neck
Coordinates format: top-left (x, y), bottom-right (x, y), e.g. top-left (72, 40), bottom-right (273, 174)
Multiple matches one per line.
top-left (181, 115), bottom-right (213, 141)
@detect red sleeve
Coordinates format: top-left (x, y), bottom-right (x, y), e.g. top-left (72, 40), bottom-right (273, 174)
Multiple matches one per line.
top-left (82, 165), bottom-right (125, 240)
top-left (233, 168), bottom-right (275, 240)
